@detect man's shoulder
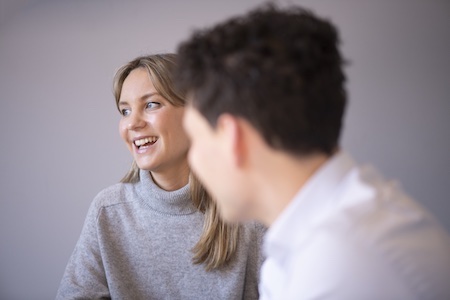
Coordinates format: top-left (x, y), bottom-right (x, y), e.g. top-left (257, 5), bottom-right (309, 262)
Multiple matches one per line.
top-left (333, 164), bottom-right (447, 243)
top-left (303, 166), bottom-right (450, 298)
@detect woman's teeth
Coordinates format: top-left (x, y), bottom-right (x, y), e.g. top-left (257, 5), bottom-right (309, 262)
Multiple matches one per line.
top-left (134, 137), bottom-right (158, 147)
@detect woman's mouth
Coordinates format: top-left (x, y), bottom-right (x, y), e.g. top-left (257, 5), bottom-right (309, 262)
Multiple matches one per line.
top-left (133, 136), bottom-right (158, 152)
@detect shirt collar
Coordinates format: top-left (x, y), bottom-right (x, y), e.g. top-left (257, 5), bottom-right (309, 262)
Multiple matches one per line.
top-left (264, 151), bottom-right (355, 257)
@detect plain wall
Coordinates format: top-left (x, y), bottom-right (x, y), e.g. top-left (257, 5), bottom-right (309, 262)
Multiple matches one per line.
top-left (0, 0), bottom-right (449, 299)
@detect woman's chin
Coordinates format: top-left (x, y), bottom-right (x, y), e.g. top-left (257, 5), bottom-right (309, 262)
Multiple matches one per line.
top-left (134, 160), bottom-right (159, 172)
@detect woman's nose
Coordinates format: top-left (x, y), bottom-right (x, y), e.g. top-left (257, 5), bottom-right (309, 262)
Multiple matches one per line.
top-left (127, 112), bottom-right (146, 130)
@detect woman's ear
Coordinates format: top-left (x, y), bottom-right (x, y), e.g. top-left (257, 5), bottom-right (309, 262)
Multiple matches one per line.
top-left (216, 113), bottom-right (246, 168)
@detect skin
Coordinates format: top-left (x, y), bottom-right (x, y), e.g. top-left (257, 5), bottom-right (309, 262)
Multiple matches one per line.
top-left (183, 104), bottom-right (328, 226)
top-left (118, 68), bottom-right (190, 191)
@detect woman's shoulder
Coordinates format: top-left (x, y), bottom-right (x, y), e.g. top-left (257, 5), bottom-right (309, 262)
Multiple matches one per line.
top-left (241, 220), bottom-right (267, 241)
top-left (92, 181), bottom-right (136, 209)
top-left (242, 220), bottom-right (267, 232)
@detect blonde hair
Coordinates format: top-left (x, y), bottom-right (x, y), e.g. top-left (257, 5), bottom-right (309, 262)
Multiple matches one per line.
top-left (113, 54), bottom-right (239, 271)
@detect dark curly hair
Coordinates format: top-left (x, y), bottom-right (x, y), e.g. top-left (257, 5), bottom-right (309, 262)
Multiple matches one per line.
top-left (175, 4), bottom-right (347, 155)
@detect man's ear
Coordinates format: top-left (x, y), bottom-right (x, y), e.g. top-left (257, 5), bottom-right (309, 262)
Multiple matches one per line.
top-left (216, 113), bottom-right (246, 168)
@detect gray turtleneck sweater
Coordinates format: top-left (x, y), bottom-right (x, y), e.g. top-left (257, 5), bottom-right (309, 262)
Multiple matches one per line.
top-left (56, 170), bottom-right (265, 300)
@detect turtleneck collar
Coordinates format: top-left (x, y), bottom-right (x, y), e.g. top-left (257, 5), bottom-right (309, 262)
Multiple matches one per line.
top-left (135, 169), bottom-right (197, 216)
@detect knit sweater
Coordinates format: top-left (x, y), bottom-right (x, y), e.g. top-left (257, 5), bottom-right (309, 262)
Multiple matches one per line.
top-left (56, 170), bottom-right (265, 300)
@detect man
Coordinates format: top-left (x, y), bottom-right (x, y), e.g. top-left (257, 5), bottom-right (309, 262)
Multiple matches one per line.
top-left (175, 5), bottom-right (450, 299)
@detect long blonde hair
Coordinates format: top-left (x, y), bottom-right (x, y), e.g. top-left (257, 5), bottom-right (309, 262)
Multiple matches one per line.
top-left (113, 54), bottom-right (239, 271)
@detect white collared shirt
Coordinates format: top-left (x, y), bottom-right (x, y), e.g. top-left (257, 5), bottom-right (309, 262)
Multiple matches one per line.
top-left (260, 152), bottom-right (450, 300)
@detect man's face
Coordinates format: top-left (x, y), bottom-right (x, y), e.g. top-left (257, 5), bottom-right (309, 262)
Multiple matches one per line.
top-left (183, 105), bottom-right (251, 222)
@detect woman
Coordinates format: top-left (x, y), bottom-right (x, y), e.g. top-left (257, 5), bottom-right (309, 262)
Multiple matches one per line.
top-left (56, 54), bottom-right (264, 299)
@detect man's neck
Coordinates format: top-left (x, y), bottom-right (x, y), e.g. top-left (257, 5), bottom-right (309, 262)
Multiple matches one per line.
top-left (252, 152), bottom-right (330, 227)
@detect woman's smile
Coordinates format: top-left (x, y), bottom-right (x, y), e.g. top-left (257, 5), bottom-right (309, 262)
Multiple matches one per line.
top-left (133, 136), bottom-right (159, 154)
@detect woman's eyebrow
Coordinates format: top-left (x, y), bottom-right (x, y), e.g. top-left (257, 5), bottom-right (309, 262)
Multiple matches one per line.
top-left (118, 99), bottom-right (127, 106)
top-left (139, 92), bottom-right (159, 101)
top-left (118, 92), bottom-right (159, 106)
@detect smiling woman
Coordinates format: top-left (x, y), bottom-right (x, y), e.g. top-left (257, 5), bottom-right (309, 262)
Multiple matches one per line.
top-left (55, 54), bottom-right (265, 299)
top-left (117, 66), bottom-right (190, 191)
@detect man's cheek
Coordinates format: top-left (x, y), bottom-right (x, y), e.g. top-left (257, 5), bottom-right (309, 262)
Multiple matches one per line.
top-left (189, 148), bottom-right (207, 178)
top-left (188, 148), bottom-right (200, 172)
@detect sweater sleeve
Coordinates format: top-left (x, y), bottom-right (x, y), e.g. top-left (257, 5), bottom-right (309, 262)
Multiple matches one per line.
top-left (56, 194), bottom-right (110, 300)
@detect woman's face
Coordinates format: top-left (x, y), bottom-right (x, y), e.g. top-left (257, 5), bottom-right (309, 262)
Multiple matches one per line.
top-left (118, 68), bottom-right (190, 174)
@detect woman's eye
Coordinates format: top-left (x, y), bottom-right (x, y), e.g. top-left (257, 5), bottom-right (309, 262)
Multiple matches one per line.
top-left (146, 102), bottom-right (160, 110)
top-left (121, 108), bottom-right (131, 116)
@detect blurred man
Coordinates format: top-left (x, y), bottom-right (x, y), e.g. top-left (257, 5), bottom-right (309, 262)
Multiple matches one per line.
top-left (175, 5), bottom-right (450, 299)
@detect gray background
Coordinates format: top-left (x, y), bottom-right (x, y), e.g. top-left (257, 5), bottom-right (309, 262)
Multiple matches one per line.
top-left (0, 0), bottom-right (449, 299)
